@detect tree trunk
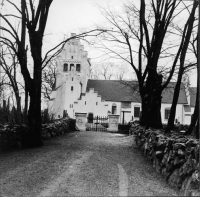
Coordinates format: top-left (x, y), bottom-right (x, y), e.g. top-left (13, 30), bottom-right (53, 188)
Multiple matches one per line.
top-left (15, 95), bottom-right (22, 124)
top-left (140, 72), bottom-right (163, 129)
top-left (166, 69), bottom-right (184, 132)
top-left (195, 120), bottom-right (199, 139)
top-left (185, 75), bottom-right (199, 135)
top-left (27, 81), bottom-right (43, 147)
top-left (24, 85), bottom-right (29, 123)
top-left (185, 103), bottom-right (198, 135)
top-left (26, 30), bottom-right (43, 147)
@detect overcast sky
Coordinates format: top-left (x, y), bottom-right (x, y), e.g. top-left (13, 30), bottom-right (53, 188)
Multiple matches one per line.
top-left (45, 0), bottom-right (127, 45)
top-left (43, 0), bottom-right (197, 86)
top-left (1, 0), bottom-right (197, 86)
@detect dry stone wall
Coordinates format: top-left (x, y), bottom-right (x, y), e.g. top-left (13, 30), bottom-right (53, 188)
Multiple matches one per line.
top-left (130, 122), bottom-right (200, 196)
top-left (0, 118), bottom-right (76, 150)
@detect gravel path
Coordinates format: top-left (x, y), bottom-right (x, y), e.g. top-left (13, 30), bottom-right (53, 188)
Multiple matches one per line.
top-left (0, 131), bottom-right (178, 196)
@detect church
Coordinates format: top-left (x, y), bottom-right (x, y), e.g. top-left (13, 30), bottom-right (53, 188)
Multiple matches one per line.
top-left (48, 33), bottom-right (196, 125)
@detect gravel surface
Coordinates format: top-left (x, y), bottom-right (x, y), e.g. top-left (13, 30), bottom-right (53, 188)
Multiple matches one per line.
top-left (0, 131), bottom-right (179, 196)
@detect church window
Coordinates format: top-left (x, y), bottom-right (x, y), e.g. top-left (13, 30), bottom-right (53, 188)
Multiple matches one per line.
top-left (71, 56), bottom-right (73, 59)
top-left (71, 86), bottom-right (73, 91)
top-left (76, 64), bottom-right (81, 72)
top-left (72, 77), bottom-right (73, 81)
top-left (165, 108), bottom-right (171, 120)
top-left (70, 64), bottom-right (74, 71)
top-left (63, 63), bottom-right (68, 71)
top-left (112, 103), bottom-right (117, 114)
top-left (96, 102), bottom-right (98, 105)
top-left (85, 101), bottom-right (86, 105)
top-left (134, 106), bottom-right (140, 118)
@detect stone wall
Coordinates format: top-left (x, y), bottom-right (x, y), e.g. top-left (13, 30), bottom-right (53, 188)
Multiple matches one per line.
top-left (130, 122), bottom-right (199, 196)
top-left (0, 118), bottom-right (76, 151)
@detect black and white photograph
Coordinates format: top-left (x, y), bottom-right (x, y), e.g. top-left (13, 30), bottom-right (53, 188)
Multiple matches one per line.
top-left (0, 0), bottom-right (199, 196)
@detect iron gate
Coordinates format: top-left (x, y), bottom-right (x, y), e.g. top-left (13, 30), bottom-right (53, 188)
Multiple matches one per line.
top-left (86, 115), bottom-right (108, 131)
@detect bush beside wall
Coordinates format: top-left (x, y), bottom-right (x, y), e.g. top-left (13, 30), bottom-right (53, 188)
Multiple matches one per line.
top-left (130, 123), bottom-right (200, 196)
top-left (0, 118), bottom-right (76, 151)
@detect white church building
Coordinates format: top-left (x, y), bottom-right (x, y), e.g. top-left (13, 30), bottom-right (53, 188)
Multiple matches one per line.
top-left (48, 34), bottom-right (196, 125)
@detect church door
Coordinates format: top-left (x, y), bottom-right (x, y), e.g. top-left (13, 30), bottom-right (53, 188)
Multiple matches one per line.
top-left (88, 113), bottom-right (93, 123)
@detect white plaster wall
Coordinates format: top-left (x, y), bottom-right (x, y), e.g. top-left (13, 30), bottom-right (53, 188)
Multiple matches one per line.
top-left (74, 90), bottom-right (142, 124)
top-left (48, 83), bottom-right (66, 118)
top-left (48, 35), bottom-right (91, 118)
top-left (73, 89), bottom-right (110, 116)
top-left (161, 103), bottom-right (184, 124)
top-left (183, 106), bottom-right (194, 125)
top-left (105, 101), bottom-right (121, 116)
top-left (184, 115), bottom-right (192, 125)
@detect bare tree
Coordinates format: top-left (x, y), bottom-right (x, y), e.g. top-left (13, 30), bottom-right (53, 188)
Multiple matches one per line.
top-left (185, 26), bottom-right (199, 138)
top-left (95, 0), bottom-right (198, 128)
top-left (166, 1), bottom-right (198, 132)
top-left (0, 47), bottom-right (23, 124)
top-left (42, 58), bottom-right (56, 100)
top-left (0, 0), bottom-right (102, 147)
top-left (99, 62), bottom-right (114, 80)
top-left (90, 62), bottom-right (131, 80)
top-left (115, 64), bottom-right (133, 80)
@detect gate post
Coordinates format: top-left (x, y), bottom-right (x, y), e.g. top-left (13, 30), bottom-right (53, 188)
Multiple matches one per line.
top-left (75, 113), bottom-right (87, 131)
top-left (107, 115), bottom-right (119, 132)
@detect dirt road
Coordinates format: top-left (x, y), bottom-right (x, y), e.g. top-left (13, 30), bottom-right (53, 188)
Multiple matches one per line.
top-left (0, 131), bottom-right (178, 196)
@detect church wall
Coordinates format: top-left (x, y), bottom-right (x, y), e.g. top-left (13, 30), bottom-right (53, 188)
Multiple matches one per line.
top-left (48, 83), bottom-right (66, 118)
top-left (183, 106), bottom-right (194, 125)
top-left (48, 34), bottom-right (193, 126)
top-left (48, 34), bottom-right (91, 118)
top-left (73, 89), bottom-right (110, 117)
top-left (161, 103), bottom-right (184, 125)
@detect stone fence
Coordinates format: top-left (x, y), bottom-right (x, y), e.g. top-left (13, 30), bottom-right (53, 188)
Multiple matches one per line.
top-left (0, 118), bottom-right (76, 151)
top-left (130, 123), bottom-right (199, 196)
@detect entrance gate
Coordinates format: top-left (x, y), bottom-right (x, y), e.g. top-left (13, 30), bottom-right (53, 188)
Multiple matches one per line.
top-left (86, 115), bottom-right (108, 131)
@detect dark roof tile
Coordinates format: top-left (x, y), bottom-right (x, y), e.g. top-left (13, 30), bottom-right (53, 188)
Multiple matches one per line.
top-left (86, 80), bottom-right (188, 104)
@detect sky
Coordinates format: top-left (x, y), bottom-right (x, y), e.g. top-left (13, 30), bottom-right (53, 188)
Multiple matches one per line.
top-left (44, 0), bottom-right (197, 86)
top-left (0, 0), bottom-right (197, 86)
top-left (44, 0), bottom-right (132, 59)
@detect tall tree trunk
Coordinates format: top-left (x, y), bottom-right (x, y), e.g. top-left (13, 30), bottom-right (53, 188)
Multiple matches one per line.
top-left (28, 83), bottom-right (43, 147)
top-left (185, 98), bottom-right (198, 135)
top-left (166, 69), bottom-right (184, 132)
top-left (24, 85), bottom-right (28, 116)
top-left (15, 95), bottom-right (21, 124)
top-left (27, 30), bottom-right (43, 147)
top-left (185, 59), bottom-right (199, 136)
top-left (166, 2), bottom-right (197, 133)
top-left (140, 72), bottom-right (163, 129)
top-left (195, 120), bottom-right (199, 139)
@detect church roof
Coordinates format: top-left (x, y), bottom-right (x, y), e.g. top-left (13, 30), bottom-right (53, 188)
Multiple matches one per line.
top-left (189, 87), bottom-right (197, 107)
top-left (86, 79), bottom-right (188, 104)
top-left (87, 80), bottom-right (141, 102)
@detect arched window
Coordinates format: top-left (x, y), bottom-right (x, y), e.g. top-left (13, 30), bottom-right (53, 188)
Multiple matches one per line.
top-left (76, 64), bottom-right (81, 72)
top-left (112, 103), bottom-right (117, 114)
top-left (63, 63), bottom-right (68, 71)
top-left (70, 64), bottom-right (74, 71)
top-left (71, 86), bottom-right (73, 91)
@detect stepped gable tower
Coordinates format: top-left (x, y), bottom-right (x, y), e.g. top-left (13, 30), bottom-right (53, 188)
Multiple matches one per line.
top-left (49, 33), bottom-right (91, 118)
